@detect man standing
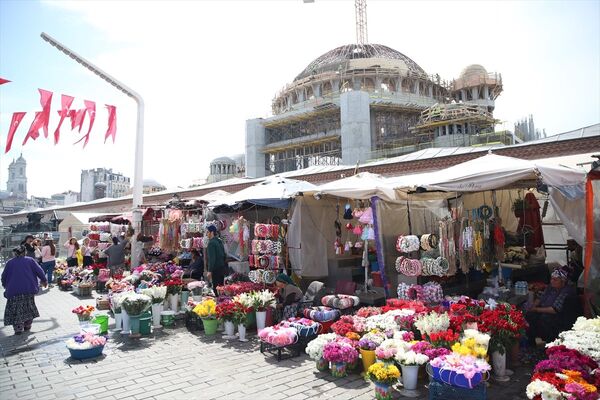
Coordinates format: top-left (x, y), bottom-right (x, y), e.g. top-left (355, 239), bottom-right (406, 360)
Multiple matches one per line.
top-left (206, 225), bottom-right (226, 289)
top-left (105, 236), bottom-right (129, 276)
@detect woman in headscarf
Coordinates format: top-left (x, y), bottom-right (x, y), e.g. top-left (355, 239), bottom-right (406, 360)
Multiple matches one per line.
top-left (1, 245), bottom-right (48, 335)
top-left (275, 273), bottom-right (303, 320)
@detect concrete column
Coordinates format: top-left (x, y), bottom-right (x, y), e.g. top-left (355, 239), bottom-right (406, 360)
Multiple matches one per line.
top-left (471, 87), bottom-right (478, 101)
top-left (297, 89), bottom-right (305, 102)
top-left (313, 84), bottom-right (321, 98)
top-left (340, 91), bottom-right (371, 165)
top-left (461, 90), bottom-right (467, 101)
top-left (414, 80), bottom-right (420, 95)
top-left (332, 79), bottom-right (340, 93)
top-left (483, 85), bottom-right (490, 100)
top-left (245, 118), bottom-right (267, 178)
top-left (428, 85), bottom-right (433, 97)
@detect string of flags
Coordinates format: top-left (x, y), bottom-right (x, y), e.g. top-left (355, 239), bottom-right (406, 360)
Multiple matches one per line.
top-left (0, 78), bottom-right (117, 153)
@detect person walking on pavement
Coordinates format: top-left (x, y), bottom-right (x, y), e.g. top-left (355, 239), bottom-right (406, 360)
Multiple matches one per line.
top-left (64, 237), bottom-right (79, 268)
top-left (206, 225), bottom-right (226, 289)
top-left (1, 245), bottom-right (48, 335)
top-left (40, 239), bottom-right (56, 286)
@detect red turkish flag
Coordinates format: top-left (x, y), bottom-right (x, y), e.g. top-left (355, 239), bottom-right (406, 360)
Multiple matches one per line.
top-left (22, 89), bottom-right (53, 145)
top-left (73, 109), bottom-right (86, 132)
top-left (0, 77), bottom-right (10, 85)
top-left (74, 100), bottom-right (96, 148)
top-left (5, 112), bottom-right (26, 153)
top-left (104, 105), bottom-right (117, 143)
top-left (53, 94), bottom-right (74, 144)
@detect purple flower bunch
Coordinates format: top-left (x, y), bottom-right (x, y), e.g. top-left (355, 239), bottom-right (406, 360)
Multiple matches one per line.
top-left (323, 341), bottom-right (359, 363)
top-left (396, 314), bottom-right (416, 331)
top-left (535, 345), bottom-right (599, 380)
top-left (423, 347), bottom-right (451, 360)
top-left (358, 338), bottom-right (378, 351)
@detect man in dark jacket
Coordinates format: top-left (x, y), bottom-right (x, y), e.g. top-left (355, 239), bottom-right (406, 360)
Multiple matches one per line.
top-left (21, 235), bottom-right (36, 259)
top-left (206, 225), bottom-right (226, 289)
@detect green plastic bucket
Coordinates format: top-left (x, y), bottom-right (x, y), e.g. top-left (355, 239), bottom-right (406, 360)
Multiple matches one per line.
top-left (246, 311), bottom-right (256, 329)
top-left (201, 318), bottom-right (218, 335)
top-left (91, 315), bottom-right (109, 334)
top-left (139, 315), bottom-right (152, 335)
top-left (161, 311), bottom-right (176, 327)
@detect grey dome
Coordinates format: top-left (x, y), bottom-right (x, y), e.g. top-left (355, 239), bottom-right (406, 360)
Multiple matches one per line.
top-left (210, 156), bottom-right (235, 164)
top-left (295, 43), bottom-right (427, 81)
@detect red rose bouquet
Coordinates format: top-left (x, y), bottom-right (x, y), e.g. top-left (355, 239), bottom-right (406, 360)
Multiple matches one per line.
top-left (216, 300), bottom-right (237, 322)
top-left (479, 303), bottom-right (527, 354)
top-left (164, 278), bottom-right (183, 295)
top-left (331, 316), bottom-right (356, 336)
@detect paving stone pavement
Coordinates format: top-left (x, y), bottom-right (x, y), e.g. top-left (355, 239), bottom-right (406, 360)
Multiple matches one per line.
top-left (0, 273), bottom-right (532, 400)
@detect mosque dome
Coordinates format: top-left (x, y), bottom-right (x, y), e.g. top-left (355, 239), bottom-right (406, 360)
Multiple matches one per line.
top-left (295, 43), bottom-right (427, 81)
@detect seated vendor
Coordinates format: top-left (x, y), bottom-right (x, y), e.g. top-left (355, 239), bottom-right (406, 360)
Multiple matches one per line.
top-left (275, 273), bottom-right (303, 320)
top-left (525, 268), bottom-right (577, 345)
top-left (188, 249), bottom-right (204, 280)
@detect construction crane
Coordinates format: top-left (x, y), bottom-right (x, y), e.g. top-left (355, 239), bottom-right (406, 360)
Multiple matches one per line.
top-left (304, 0), bottom-right (368, 45)
top-left (355, 0), bottom-right (368, 45)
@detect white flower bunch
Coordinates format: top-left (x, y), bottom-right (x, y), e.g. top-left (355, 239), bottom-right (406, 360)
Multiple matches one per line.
top-left (525, 379), bottom-right (564, 400)
top-left (394, 349), bottom-right (429, 366)
top-left (379, 338), bottom-right (412, 352)
top-left (414, 311), bottom-right (450, 335)
top-left (365, 311), bottom-right (405, 332)
top-left (572, 316), bottom-right (600, 333)
top-left (252, 290), bottom-right (276, 310)
top-left (463, 329), bottom-right (491, 347)
top-left (141, 286), bottom-right (167, 304)
top-left (305, 333), bottom-right (338, 360)
top-left (361, 331), bottom-right (387, 346)
top-left (234, 292), bottom-right (254, 310)
top-left (547, 329), bottom-right (600, 362)
top-left (110, 291), bottom-right (130, 313)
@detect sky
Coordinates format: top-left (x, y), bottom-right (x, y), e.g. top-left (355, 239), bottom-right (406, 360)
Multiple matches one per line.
top-left (0, 0), bottom-right (599, 198)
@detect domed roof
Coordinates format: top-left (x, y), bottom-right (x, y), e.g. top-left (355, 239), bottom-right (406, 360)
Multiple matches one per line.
top-left (295, 44), bottom-right (427, 81)
top-left (210, 156), bottom-right (235, 164)
top-left (143, 178), bottom-right (164, 188)
top-left (460, 64), bottom-right (488, 78)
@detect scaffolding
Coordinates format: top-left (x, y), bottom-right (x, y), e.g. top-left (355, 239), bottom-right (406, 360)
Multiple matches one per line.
top-left (412, 103), bottom-right (497, 134)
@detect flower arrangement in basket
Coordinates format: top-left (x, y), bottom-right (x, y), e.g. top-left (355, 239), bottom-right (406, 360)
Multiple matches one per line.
top-left (322, 341), bottom-right (359, 364)
top-left (306, 333), bottom-right (338, 361)
top-left (428, 353), bottom-right (491, 389)
top-left (164, 278), bottom-right (183, 295)
top-left (66, 332), bottom-right (107, 360)
top-left (193, 298), bottom-right (217, 319)
top-left (258, 324), bottom-right (298, 347)
top-left (331, 316), bottom-right (356, 336)
top-left (141, 285), bottom-right (167, 304)
top-left (251, 290), bottom-right (276, 312)
top-left (72, 305), bottom-right (95, 322)
top-left (121, 293), bottom-right (152, 317)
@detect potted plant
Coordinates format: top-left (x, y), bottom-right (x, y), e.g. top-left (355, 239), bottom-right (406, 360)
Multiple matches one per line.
top-left (251, 290), bottom-right (276, 332)
top-left (141, 285), bottom-right (167, 329)
top-left (305, 333), bottom-right (338, 372)
top-left (394, 349), bottom-right (429, 391)
top-left (232, 301), bottom-right (251, 342)
top-left (193, 298), bottom-right (218, 335)
top-left (322, 341), bottom-right (359, 378)
top-left (164, 278), bottom-right (183, 313)
top-left (367, 362), bottom-right (400, 400)
top-left (72, 305), bottom-right (95, 324)
top-left (121, 293), bottom-right (152, 336)
top-left (216, 300), bottom-right (238, 339)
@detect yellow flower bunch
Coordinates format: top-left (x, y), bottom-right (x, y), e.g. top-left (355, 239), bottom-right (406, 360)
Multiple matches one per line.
top-left (193, 298), bottom-right (216, 319)
top-left (367, 362), bottom-right (401, 385)
top-left (563, 370), bottom-right (598, 393)
top-left (451, 339), bottom-right (487, 358)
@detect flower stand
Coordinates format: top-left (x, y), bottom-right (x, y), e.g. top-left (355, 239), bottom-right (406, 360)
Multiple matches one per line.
top-left (360, 349), bottom-right (376, 373)
top-left (202, 318), bottom-right (218, 335)
top-left (113, 312), bottom-right (122, 331)
top-left (223, 321), bottom-right (236, 339)
top-left (256, 310), bottom-right (267, 332)
top-left (399, 364), bottom-right (421, 398)
top-left (374, 382), bottom-right (393, 400)
top-left (168, 293), bottom-right (179, 313)
top-left (238, 324), bottom-right (248, 342)
top-left (316, 357), bottom-right (328, 372)
top-left (151, 304), bottom-right (163, 328)
top-left (491, 350), bottom-right (510, 382)
top-left (330, 362), bottom-right (347, 378)
top-left (121, 310), bottom-right (130, 334)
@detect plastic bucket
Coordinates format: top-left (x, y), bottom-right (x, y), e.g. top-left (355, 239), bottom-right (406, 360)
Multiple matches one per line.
top-left (139, 317), bottom-right (152, 335)
top-left (202, 318), bottom-right (218, 335)
top-left (161, 311), bottom-right (176, 327)
top-left (430, 365), bottom-right (483, 388)
top-left (80, 323), bottom-right (101, 335)
top-left (91, 315), bottom-right (109, 334)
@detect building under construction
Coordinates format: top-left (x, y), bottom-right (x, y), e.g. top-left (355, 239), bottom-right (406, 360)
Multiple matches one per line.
top-left (245, 2), bottom-right (507, 178)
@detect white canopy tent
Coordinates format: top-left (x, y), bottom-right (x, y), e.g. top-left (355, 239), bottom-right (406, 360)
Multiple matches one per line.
top-left (310, 172), bottom-right (397, 202)
top-left (208, 176), bottom-right (318, 208)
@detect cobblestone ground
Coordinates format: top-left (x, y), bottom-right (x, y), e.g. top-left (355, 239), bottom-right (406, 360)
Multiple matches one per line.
top-left (0, 275), bottom-right (531, 400)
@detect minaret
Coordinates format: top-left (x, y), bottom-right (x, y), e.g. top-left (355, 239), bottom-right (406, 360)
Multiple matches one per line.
top-left (7, 154), bottom-right (27, 199)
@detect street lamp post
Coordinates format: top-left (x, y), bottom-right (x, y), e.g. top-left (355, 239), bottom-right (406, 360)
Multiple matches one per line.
top-left (41, 32), bottom-right (145, 267)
